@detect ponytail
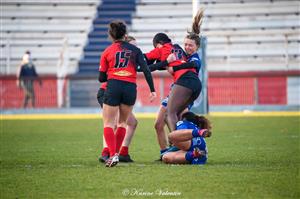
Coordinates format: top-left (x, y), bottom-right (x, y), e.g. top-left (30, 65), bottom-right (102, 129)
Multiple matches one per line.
top-left (186, 8), bottom-right (204, 48)
top-left (191, 8), bottom-right (204, 35)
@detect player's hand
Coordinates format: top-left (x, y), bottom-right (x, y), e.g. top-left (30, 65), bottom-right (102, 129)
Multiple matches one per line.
top-left (192, 147), bottom-right (205, 158)
top-left (167, 53), bottom-right (176, 63)
top-left (149, 92), bottom-right (157, 102)
top-left (167, 66), bottom-right (174, 74)
top-left (198, 129), bottom-right (212, 138)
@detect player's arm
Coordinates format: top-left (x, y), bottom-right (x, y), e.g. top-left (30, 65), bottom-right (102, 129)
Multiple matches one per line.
top-left (143, 54), bottom-right (156, 65)
top-left (16, 64), bottom-right (23, 87)
top-left (98, 51), bottom-right (108, 83)
top-left (137, 50), bottom-right (155, 93)
top-left (145, 47), bottom-right (161, 61)
top-left (32, 65), bottom-right (42, 85)
top-left (137, 60), bottom-right (168, 72)
top-left (172, 61), bottom-right (197, 72)
top-left (167, 53), bottom-right (198, 72)
top-left (148, 60), bottom-right (169, 72)
top-left (98, 71), bottom-right (107, 82)
top-left (169, 128), bottom-right (211, 143)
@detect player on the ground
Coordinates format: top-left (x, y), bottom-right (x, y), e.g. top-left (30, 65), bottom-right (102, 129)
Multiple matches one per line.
top-left (161, 111), bottom-right (212, 165)
top-left (99, 21), bottom-right (156, 167)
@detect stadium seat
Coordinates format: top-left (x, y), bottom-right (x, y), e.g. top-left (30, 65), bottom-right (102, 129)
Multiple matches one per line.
top-left (1, 0), bottom-right (100, 75)
top-left (131, 0), bottom-right (300, 71)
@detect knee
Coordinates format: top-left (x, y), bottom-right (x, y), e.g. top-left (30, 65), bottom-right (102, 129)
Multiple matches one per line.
top-left (168, 133), bottom-right (175, 143)
top-left (162, 153), bottom-right (173, 164)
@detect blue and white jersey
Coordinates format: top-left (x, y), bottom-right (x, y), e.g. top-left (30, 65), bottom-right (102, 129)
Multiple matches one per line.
top-left (187, 53), bottom-right (201, 74)
top-left (176, 120), bottom-right (208, 164)
top-left (176, 120), bottom-right (198, 130)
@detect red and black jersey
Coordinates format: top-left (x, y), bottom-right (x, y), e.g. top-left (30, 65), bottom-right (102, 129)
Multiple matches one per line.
top-left (145, 43), bottom-right (196, 82)
top-left (99, 41), bottom-right (155, 92)
top-left (100, 41), bottom-right (138, 83)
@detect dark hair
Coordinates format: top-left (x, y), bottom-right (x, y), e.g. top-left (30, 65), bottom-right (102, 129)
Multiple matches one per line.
top-left (181, 111), bottom-right (212, 131)
top-left (152, 33), bottom-right (171, 47)
top-left (186, 8), bottom-right (204, 48)
top-left (108, 20), bottom-right (127, 41)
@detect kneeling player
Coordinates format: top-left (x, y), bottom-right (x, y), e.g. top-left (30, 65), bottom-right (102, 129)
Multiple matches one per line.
top-left (162, 112), bottom-right (212, 165)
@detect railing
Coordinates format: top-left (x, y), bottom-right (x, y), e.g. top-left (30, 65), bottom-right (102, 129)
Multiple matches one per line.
top-left (1, 70), bottom-right (299, 111)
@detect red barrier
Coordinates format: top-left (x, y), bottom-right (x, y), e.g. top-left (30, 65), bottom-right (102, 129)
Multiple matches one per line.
top-left (257, 77), bottom-right (287, 104)
top-left (136, 76), bottom-right (173, 106)
top-left (0, 71), bottom-right (296, 109)
top-left (0, 78), bottom-right (57, 108)
top-left (208, 77), bottom-right (255, 105)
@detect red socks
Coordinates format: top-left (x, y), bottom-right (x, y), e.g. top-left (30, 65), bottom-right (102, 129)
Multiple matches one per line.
top-left (115, 127), bottom-right (126, 153)
top-left (103, 127), bottom-right (116, 157)
top-left (103, 126), bottom-right (127, 156)
top-left (119, 146), bottom-right (128, 156)
top-left (101, 147), bottom-right (109, 156)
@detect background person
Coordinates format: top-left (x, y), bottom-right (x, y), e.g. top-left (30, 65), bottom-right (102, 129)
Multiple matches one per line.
top-left (16, 51), bottom-right (42, 108)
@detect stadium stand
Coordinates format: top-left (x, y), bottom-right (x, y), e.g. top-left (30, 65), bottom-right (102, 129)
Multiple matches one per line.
top-left (1, 0), bottom-right (299, 109)
top-left (77, 0), bottom-right (136, 74)
top-left (132, 0), bottom-right (300, 71)
top-left (1, 0), bottom-right (100, 75)
top-left (70, 0), bottom-right (136, 107)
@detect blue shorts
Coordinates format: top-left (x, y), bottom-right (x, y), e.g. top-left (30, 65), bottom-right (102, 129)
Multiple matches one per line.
top-left (161, 96), bottom-right (194, 110)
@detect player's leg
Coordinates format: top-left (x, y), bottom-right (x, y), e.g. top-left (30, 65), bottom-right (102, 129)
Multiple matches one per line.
top-left (29, 81), bottom-right (35, 107)
top-left (122, 112), bottom-right (137, 147)
top-left (116, 81), bottom-right (136, 155)
top-left (102, 80), bottom-right (125, 167)
top-left (100, 135), bottom-right (110, 162)
top-left (102, 104), bottom-right (120, 168)
top-left (162, 150), bottom-right (189, 164)
top-left (179, 108), bottom-right (189, 119)
top-left (168, 128), bottom-right (210, 156)
top-left (97, 88), bottom-right (110, 163)
top-left (119, 112), bottom-right (137, 162)
top-left (116, 104), bottom-right (134, 154)
top-left (162, 146), bottom-right (206, 165)
top-left (23, 82), bottom-right (30, 108)
top-left (102, 104), bottom-right (119, 157)
top-left (166, 84), bottom-right (193, 131)
top-left (23, 91), bottom-right (30, 108)
top-left (154, 106), bottom-right (169, 153)
top-left (101, 108), bottom-right (119, 162)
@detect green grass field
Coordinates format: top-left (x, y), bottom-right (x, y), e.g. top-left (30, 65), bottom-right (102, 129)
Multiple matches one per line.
top-left (0, 116), bottom-right (299, 199)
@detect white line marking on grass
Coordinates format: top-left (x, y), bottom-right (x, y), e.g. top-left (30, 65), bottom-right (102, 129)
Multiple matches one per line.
top-left (1, 111), bottom-right (299, 120)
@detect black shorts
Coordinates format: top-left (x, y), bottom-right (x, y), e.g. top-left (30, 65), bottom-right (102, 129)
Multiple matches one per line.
top-left (97, 88), bottom-right (105, 108)
top-left (175, 71), bottom-right (202, 101)
top-left (104, 79), bottom-right (137, 106)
